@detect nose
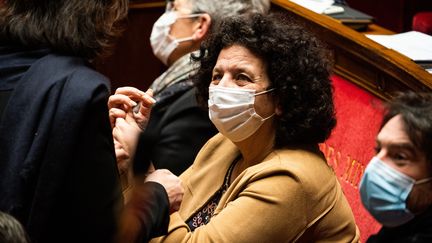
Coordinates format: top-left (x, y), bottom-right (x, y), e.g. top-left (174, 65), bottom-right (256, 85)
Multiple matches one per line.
top-left (375, 149), bottom-right (387, 162)
top-left (216, 74), bottom-right (236, 88)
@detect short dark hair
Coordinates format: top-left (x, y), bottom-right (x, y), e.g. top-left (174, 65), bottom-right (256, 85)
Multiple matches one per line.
top-left (192, 13), bottom-right (336, 147)
top-left (0, 0), bottom-right (128, 60)
top-left (0, 211), bottom-right (28, 243)
top-left (381, 91), bottom-right (432, 164)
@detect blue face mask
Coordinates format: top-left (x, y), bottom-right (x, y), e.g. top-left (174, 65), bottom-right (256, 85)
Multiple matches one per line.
top-left (359, 157), bottom-right (432, 227)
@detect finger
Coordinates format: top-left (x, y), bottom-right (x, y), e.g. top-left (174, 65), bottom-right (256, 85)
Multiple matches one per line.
top-left (108, 94), bottom-right (137, 110)
top-left (115, 147), bottom-right (130, 162)
top-left (112, 118), bottom-right (126, 140)
top-left (114, 117), bottom-right (129, 133)
top-left (136, 94), bottom-right (156, 116)
top-left (114, 139), bottom-right (124, 150)
top-left (109, 108), bottom-right (127, 128)
top-left (143, 89), bottom-right (156, 104)
top-left (115, 87), bottom-right (147, 100)
top-left (146, 88), bottom-right (154, 97)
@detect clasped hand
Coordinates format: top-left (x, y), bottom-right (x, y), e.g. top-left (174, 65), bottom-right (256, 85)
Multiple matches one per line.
top-left (108, 87), bottom-right (155, 174)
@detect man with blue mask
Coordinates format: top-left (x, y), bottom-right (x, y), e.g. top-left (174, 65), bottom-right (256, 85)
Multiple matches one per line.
top-left (359, 91), bottom-right (432, 243)
top-left (108, 0), bottom-right (270, 190)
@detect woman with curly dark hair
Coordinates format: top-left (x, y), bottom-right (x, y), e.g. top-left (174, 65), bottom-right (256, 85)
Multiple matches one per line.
top-left (151, 13), bottom-right (359, 242)
top-left (0, 1), bottom-right (183, 243)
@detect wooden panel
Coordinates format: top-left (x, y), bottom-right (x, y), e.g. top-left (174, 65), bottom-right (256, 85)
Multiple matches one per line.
top-left (271, 0), bottom-right (432, 101)
top-left (94, 1), bottom-right (166, 92)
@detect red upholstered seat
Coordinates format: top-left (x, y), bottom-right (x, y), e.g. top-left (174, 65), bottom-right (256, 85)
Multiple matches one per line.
top-left (320, 75), bottom-right (384, 242)
top-left (413, 11), bottom-right (432, 35)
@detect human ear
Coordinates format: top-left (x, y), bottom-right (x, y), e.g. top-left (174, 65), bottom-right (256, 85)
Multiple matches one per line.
top-left (192, 13), bottom-right (211, 41)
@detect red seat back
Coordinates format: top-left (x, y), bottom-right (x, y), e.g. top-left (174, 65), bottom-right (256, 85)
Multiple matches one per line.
top-left (413, 11), bottom-right (432, 35)
top-left (320, 75), bottom-right (384, 242)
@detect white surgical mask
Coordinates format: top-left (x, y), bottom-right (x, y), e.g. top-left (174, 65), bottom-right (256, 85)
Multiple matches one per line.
top-left (150, 11), bottom-right (202, 65)
top-left (208, 86), bottom-right (275, 142)
top-left (359, 156), bottom-right (432, 227)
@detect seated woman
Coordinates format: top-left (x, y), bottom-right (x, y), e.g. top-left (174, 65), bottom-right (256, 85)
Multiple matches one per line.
top-left (147, 13), bottom-right (360, 242)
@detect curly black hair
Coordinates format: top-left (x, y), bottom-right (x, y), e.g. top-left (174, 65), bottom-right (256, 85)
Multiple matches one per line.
top-left (192, 13), bottom-right (336, 147)
top-left (381, 91), bottom-right (432, 164)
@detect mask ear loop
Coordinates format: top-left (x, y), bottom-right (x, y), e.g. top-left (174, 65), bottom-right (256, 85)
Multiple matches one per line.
top-left (177, 13), bottom-right (204, 19)
top-left (415, 177), bottom-right (432, 185)
top-left (255, 88), bottom-right (275, 96)
top-left (254, 88), bottom-right (277, 120)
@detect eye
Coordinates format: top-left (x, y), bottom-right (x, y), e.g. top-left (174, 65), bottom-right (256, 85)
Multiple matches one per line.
top-left (212, 74), bottom-right (222, 81)
top-left (389, 151), bottom-right (411, 167)
top-left (236, 74), bottom-right (251, 82)
top-left (393, 153), bottom-right (408, 161)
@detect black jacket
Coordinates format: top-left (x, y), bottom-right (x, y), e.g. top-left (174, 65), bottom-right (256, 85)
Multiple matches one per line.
top-left (0, 45), bottom-right (168, 243)
top-left (139, 82), bottom-right (217, 176)
top-left (367, 207), bottom-right (432, 243)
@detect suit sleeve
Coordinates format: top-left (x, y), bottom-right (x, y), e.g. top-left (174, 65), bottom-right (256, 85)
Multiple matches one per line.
top-left (59, 84), bottom-right (123, 243)
top-left (118, 182), bottom-right (170, 243)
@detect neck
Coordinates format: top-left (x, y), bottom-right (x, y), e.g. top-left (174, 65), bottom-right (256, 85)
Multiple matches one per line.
top-left (167, 44), bottom-right (199, 67)
top-left (233, 120), bottom-right (275, 172)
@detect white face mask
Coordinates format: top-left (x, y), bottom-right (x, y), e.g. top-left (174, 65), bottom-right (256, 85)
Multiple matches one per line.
top-left (149, 11), bottom-right (202, 65)
top-left (208, 86), bottom-right (275, 142)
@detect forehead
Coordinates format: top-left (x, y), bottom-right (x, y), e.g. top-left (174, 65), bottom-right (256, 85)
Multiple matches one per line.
top-left (377, 115), bottom-right (410, 144)
top-left (215, 45), bottom-right (265, 71)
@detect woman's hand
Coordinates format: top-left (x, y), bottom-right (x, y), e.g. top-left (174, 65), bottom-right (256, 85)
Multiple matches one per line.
top-left (112, 113), bottom-right (142, 166)
top-left (108, 86), bottom-right (155, 131)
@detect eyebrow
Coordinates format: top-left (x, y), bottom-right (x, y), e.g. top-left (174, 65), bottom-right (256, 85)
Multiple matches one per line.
top-left (376, 139), bottom-right (417, 153)
top-left (212, 65), bottom-right (253, 74)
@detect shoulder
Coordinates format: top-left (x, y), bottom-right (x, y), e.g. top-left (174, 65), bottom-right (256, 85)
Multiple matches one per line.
top-left (180, 133), bottom-right (237, 179)
top-left (46, 54), bottom-right (110, 102)
top-left (247, 147), bottom-right (332, 179)
top-left (194, 134), bottom-right (236, 160)
top-left (26, 54), bottom-right (111, 119)
top-left (34, 54), bottom-right (109, 91)
top-left (241, 147), bottom-right (340, 204)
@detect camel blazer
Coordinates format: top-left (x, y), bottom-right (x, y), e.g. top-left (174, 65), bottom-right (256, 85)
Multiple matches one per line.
top-left (152, 133), bottom-right (360, 242)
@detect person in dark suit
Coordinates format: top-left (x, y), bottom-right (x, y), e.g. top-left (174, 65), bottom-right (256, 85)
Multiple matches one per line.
top-left (0, 0), bottom-right (182, 243)
top-left (108, 0), bottom-right (271, 181)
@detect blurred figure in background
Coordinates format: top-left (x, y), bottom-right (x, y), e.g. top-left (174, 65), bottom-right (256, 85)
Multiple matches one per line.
top-left (360, 92), bottom-right (432, 243)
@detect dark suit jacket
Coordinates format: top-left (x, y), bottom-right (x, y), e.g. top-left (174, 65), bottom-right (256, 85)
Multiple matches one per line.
top-left (0, 46), bottom-right (169, 243)
top-left (139, 83), bottom-right (217, 176)
top-left (367, 207), bottom-right (432, 243)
